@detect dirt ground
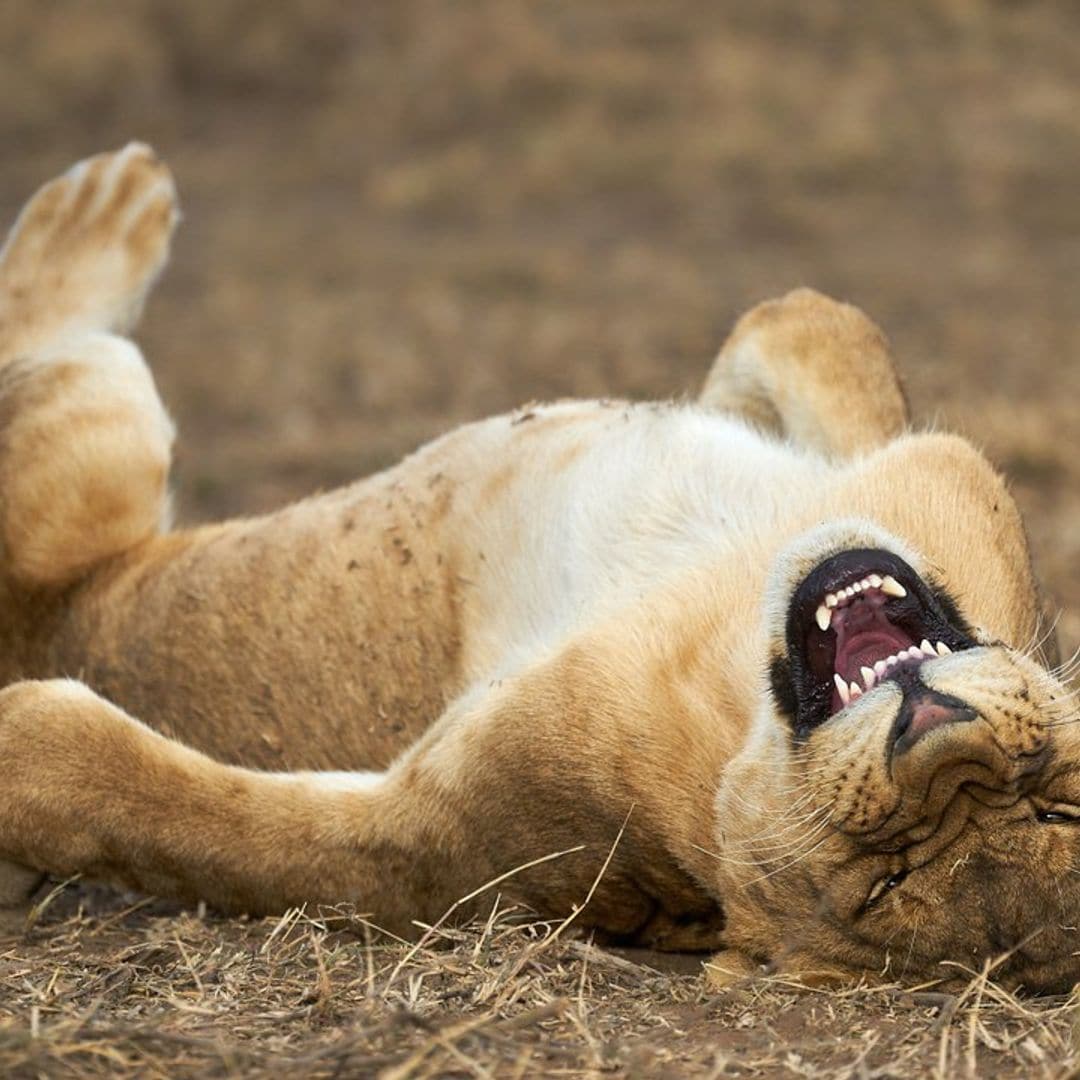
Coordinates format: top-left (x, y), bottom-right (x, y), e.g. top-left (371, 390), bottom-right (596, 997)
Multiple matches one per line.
top-left (0, 1), bottom-right (1079, 1076)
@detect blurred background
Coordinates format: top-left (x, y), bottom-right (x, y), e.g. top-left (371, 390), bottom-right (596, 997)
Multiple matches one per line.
top-left (1, 0), bottom-right (1077, 649)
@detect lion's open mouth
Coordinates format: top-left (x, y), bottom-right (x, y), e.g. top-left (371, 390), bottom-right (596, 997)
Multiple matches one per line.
top-left (784, 548), bottom-right (975, 734)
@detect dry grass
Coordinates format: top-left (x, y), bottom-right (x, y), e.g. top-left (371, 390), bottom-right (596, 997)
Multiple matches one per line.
top-left (3, 887), bottom-right (1080, 1079)
top-left (2, 0), bottom-right (1080, 1075)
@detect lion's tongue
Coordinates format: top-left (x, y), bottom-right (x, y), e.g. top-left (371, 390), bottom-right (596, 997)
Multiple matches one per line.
top-left (831, 593), bottom-right (914, 709)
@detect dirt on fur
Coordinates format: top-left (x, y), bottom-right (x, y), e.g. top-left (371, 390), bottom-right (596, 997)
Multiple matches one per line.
top-left (1, 2), bottom-right (1079, 1076)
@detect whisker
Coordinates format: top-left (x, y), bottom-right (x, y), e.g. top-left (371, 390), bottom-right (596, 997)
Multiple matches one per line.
top-left (695, 815), bottom-right (835, 868)
top-left (1050, 640), bottom-right (1080, 677)
top-left (731, 806), bottom-right (831, 847)
top-left (740, 830), bottom-right (835, 885)
top-left (1020, 610), bottom-right (1063, 664)
top-left (729, 814), bottom-right (835, 862)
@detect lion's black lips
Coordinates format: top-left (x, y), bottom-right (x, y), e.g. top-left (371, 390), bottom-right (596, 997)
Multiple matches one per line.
top-left (783, 548), bottom-right (976, 737)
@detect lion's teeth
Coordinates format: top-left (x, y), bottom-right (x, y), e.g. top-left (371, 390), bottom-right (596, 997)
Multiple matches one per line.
top-left (849, 681), bottom-right (863, 699)
top-left (821, 571), bottom-right (908, 616)
top-left (874, 659), bottom-right (888, 678)
top-left (920, 639), bottom-right (936, 657)
top-left (881, 575), bottom-right (907, 598)
top-left (835, 672), bottom-right (850, 706)
top-left (936, 641), bottom-right (952, 656)
top-left (815, 604), bottom-right (832, 631)
top-left (861, 666), bottom-right (876, 690)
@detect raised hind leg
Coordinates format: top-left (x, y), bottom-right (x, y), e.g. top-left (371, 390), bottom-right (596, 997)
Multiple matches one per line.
top-left (700, 288), bottom-right (909, 459)
top-left (0, 145), bottom-right (178, 588)
top-left (0, 142), bottom-right (177, 358)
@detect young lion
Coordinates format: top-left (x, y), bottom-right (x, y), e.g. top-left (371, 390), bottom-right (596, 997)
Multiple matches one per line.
top-left (0, 146), bottom-right (1076, 990)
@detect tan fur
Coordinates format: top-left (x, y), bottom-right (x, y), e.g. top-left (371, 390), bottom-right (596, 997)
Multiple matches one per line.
top-left (0, 338), bottom-right (173, 588)
top-left (0, 144), bottom-right (176, 358)
top-left (701, 287), bottom-right (910, 457)
top-left (0, 148), bottom-right (1075, 987)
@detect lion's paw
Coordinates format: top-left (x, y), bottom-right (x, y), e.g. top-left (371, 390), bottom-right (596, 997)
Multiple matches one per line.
top-left (0, 143), bottom-right (179, 353)
top-left (702, 949), bottom-right (763, 990)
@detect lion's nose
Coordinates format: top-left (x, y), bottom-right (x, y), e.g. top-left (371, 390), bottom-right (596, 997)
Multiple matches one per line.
top-left (891, 685), bottom-right (977, 755)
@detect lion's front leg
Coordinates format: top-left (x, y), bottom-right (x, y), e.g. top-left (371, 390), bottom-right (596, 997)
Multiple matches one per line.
top-left (0, 674), bottom-right (724, 947)
top-left (0, 679), bottom-right (451, 929)
top-left (0, 678), bottom-right (573, 931)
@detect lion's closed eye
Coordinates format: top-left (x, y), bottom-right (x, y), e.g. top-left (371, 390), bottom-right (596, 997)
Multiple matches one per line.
top-left (1035, 807), bottom-right (1080, 824)
top-left (862, 869), bottom-right (908, 912)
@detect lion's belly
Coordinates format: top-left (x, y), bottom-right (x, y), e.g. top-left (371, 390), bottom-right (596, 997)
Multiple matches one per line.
top-left (38, 402), bottom-right (829, 770)
top-left (449, 403), bottom-right (830, 680)
top-left (43, 484), bottom-right (469, 771)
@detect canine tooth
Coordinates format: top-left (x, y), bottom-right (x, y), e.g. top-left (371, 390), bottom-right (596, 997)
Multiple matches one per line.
top-left (861, 666), bottom-right (876, 689)
top-left (920, 639), bottom-right (935, 657)
top-left (849, 681), bottom-right (863, 699)
top-left (868, 574), bottom-right (883, 588)
top-left (936, 641), bottom-right (952, 656)
top-left (815, 604), bottom-right (831, 631)
top-left (881, 575), bottom-right (907, 598)
top-left (825, 593), bottom-right (839, 609)
top-left (835, 673), bottom-right (850, 706)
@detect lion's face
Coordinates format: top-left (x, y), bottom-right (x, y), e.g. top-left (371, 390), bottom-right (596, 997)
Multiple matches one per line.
top-left (714, 527), bottom-right (1080, 991)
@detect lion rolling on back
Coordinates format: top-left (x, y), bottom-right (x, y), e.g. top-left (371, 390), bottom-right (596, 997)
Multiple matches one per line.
top-left (0, 146), bottom-right (1076, 989)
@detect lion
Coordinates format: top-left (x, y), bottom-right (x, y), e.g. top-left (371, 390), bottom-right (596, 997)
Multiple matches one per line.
top-left (0, 145), bottom-right (1075, 992)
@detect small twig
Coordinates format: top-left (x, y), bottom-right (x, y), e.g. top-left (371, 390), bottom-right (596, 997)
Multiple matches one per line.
top-left (382, 844), bottom-right (585, 996)
top-left (23, 876), bottom-right (82, 934)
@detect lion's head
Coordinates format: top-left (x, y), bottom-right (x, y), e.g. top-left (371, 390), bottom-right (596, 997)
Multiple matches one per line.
top-left (713, 520), bottom-right (1079, 991)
